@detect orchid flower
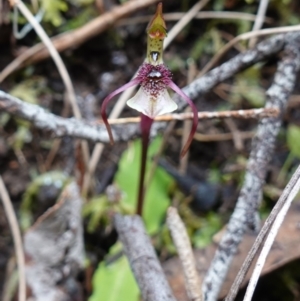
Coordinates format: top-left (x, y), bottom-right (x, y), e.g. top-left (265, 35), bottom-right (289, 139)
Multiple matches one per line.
top-left (101, 3), bottom-right (198, 215)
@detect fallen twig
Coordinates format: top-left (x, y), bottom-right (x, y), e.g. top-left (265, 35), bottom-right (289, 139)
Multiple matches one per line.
top-left (226, 163), bottom-right (300, 301)
top-left (203, 32), bottom-right (300, 301)
top-left (224, 119), bottom-right (244, 151)
top-left (164, 0), bottom-right (210, 49)
top-left (165, 201), bottom-right (300, 300)
top-left (0, 0), bottom-right (160, 81)
top-left (173, 32), bottom-right (293, 111)
top-left (10, 0), bottom-right (90, 168)
top-left (176, 129), bottom-right (254, 142)
top-left (248, 0), bottom-right (269, 47)
top-left (167, 207), bottom-right (202, 301)
top-left (0, 176), bottom-right (26, 301)
top-left (199, 25), bottom-right (300, 77)
top-left (243, 164), bottom-right (300, 301)
top-left (0, 90), bottom-right (278, 144)
top-left (24, 181), bottom-right (84, 301)
top-left (7, 0), bottom-right (79, 118)
top-left (114, 214), bottom-right (177, 301)
top-left (105, 108), bottom-right (278, 124)
top-left (117, 11), bottom-right (273, 27)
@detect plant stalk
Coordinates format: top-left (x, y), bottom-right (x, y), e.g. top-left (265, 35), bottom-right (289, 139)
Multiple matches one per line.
top-left (136, 114), bottom-right (153, 215)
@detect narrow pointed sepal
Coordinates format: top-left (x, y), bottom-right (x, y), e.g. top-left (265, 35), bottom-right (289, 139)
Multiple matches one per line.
top-left (168, 81), bottom-right (198, 158)
top-left (127, 87), bottom-right (177, 119)
top-left (146, 2), bottom-right (167, 39)
top-left (100, 78), bottom-right (140, 144)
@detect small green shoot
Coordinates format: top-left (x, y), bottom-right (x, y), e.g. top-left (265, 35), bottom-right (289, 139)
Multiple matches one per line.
top-left (41, 0), bottom-right (68, 27)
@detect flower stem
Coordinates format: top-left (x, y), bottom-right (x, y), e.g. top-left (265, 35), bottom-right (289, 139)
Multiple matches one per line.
top-left (136, 114), bottom-right (153, 216)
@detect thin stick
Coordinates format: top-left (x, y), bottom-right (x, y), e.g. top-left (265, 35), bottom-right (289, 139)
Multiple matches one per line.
top-left (1, 9), bottom-right (271, 79)
top-left (224, 119), bottom-right (243, 151)
top-left (199, 24), bottom-right (300, 77)
top-left (0, 89), bottom-right (277, 144)
top-left (225, 165), bottom-right (300, 301)
top-left (179, 109), bottom-right (191, 172)
top-left (164, 0), bottom-right (210, 49)
top-left (11, 0), bottom-right (80, 119)
top-left (243, 164), bottom-right (300, 301)
top-left (117, 11), bottom-right (273, 27)
top-left (0, 176), bottom-right (26, 301)
top-left (0, 43), bottom-right (44, 83)
top-left (167, 207), bottom-right (202, 301)
top-left (177, 129), bottom-right (254, 142)
top-left (0, 6), bottom-right (276, 85)
top-left (248, 0), bottom-right (269, 48)
top-left (13, 6), bottom-right (44, 39)
top-left (104, 107), bottom-right (278, 124)
top-left (241, 165), bottom-right (300, 301)
top-left (0, 0), bottom-right (160, 83)
top-left (179, 59), bottom-right (196, 174)
top-left (114, 214), bottom-right (177, 301)
top-left (203, 35), bottom-right (300, 301)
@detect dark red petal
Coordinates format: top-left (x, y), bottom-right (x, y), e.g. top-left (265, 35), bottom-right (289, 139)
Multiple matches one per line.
top-left (100, 78), bottom-right (140, 144)
top-left (168, 81), bottom-right (198, 158)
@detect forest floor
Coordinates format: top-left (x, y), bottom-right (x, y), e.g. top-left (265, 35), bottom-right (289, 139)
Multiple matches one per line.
top-left (1, 0), bottom-right (300, 300)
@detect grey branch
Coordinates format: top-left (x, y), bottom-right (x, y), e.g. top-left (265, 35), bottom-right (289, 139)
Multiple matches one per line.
top-left (1, 31), bottom-right (299, 301)
top-left (0, 90), bottom-right (141, 143)
top-left (24, 182), bottom-right (84, 301)
top-left (167, 207), bottom-right (202, 301)
top-left (0, 92), bottom-right (276, 144)
top-left (176, 33), bottom-right (292, 109)
top-left (226, 41), bottom-right (300, 301)
top-left (114, 214), bottom-right (177, 301)
top-left (0, 33), bottom-right (298, 145)
top-left (202, 34), bottom-right (300, 301)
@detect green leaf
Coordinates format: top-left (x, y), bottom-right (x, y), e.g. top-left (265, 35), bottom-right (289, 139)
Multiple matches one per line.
top-left (114, 136), bottom-right (173, 234)
top-left (82, 195), bottom-right (108, 233)
top-left (42, 0), bottom-right (68, 27)
top-left (287, 125), bottom-right (300, 159)
top-left (89, 244), bottom-right (139, 301)
top-left (9, 77), bottom-right (47, 105)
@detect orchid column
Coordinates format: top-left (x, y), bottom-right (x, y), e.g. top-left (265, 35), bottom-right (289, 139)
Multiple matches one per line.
top-left (101, 3), bottom-right (198, 215)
